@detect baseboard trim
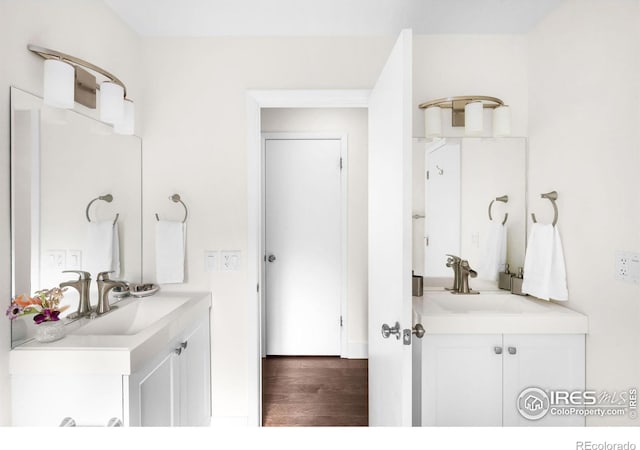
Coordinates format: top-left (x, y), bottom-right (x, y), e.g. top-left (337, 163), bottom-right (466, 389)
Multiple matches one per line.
top-left (346, 341), bottom-right (368, 359)
top-left (210, 416), bottom-right (249, 427)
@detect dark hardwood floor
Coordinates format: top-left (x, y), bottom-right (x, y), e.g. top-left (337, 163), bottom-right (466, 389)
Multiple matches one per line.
top-left (262, 356), bottom-right (368, 426)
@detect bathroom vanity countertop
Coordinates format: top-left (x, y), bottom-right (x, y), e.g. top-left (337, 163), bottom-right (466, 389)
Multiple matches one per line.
top-left (413, 290), bottom-right (588, 334)
top-left (9, 291), bottom-right (211, 375)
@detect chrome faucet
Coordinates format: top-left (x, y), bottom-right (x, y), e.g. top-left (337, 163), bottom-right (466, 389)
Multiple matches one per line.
top-left (96, 271), bottom-right (127, 315)
top-left (457, 260), bottom-right (479, 295)
top-left (445, 254), bottom-right (462, 292)
top-left (60, 270), bottom-right (92, 318)
top-left (445, 255), bottom-right (479, 295)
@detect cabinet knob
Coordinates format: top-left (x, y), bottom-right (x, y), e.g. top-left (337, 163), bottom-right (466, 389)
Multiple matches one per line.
top-left (508, 346), bottom-right (517, 355)
top-left (174, 347), bottom-right (183, 356)
top-left (181, 341), bottom-right (188, 349)
top-left (494, 346), bottom-right (503, 355)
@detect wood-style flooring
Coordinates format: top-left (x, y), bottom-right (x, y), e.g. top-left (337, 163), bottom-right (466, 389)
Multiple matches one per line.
top-left (262, 356), bottom-right (368, 426)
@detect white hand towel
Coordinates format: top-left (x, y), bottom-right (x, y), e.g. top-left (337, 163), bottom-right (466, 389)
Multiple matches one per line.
top-left (86, 220), bottom-right (120, 277)
top-left (521, 223), bottom-right (568, 301)
top-left (112, 224), bottom-right (121, 278)
top-left (155, 220), bottom-right (186, 284)
top-left (479, 221), bottom-right (507, 281)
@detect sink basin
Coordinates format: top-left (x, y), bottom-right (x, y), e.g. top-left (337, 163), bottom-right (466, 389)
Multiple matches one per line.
top-left (414, 291), bottom-right (588, 334)
top-left (424, 293), bottom-right (549, 314)
top-left (72, 297), bottom-right (189, 336)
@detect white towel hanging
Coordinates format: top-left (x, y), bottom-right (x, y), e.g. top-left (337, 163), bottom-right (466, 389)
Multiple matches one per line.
top-left (155, 220), bottom-right (186, 284)
top-left (521, 223), bottom-right (568, 301)
top-left (85, 220), bottom-right (120, 277)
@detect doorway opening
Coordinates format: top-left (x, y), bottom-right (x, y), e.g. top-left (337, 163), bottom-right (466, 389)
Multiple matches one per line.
top-left (248, 99), bottom-right (370, 426)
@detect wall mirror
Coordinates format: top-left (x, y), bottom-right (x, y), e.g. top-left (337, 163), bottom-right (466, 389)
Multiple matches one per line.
top-left (10, 86), bottom-right (143, 347)
top-left (413, 137), bottom-right (527, 290)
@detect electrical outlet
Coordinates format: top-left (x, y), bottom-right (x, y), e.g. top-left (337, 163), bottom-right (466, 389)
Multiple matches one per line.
top-left (204, 251), bottom-right (219, 272)
top-left (221, 251), bottom-right (241, 272)
top-left (616, 252), bottom-right (640, 284)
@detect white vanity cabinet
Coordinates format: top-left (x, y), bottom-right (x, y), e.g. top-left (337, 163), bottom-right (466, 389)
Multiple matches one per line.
top-left (421, 333), bottom-right (585, 426)
top-left (126, 317), bottom-right (211, 426)
top-left (10, 292), bottom-right (212, 427)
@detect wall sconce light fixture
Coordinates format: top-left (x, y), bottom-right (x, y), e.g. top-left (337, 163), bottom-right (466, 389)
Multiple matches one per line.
top-left (28, 44), bottom-right (135, 135)
top-left (419, 96), bottom-right (510, 138)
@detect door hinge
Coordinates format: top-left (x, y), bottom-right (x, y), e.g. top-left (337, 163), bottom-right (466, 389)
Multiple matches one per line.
top-left (426, 170), bottom-right (429, 180)
top-left (339, 157), bottom-right (343, 170)
top-left (425, 236), bottom-right (429, 247)
top-left (257, 283), bottom-right (259, 293)
top-left (340, 315), bottom-right (343, 327)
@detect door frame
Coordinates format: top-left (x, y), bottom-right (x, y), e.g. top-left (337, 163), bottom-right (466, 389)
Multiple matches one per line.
top-left (247, 90), bottom-right (370, 426)
top-left (261, 132), bottom-right (348, 359)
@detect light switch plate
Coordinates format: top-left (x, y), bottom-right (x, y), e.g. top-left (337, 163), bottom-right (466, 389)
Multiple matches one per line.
top-left (205, 251), bottom-right (219, 272)
top-left (44, 250), bottom-right (66, 272)
top-left (67, 250), bottom-right (82, 270)
top-left (221, 251), bottom-right (241, 272)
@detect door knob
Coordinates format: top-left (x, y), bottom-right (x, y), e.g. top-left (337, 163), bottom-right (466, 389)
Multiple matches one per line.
top-left (381, 322), bottom-right (401, 340)
top-left (412, 323), bottom-right (425, 339)
top-left (268, 254), bottom-right (276, 262)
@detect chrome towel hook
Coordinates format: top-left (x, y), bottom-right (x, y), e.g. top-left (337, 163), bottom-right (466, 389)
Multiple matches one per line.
top-left (86, 194), bottom-right (119, 225)
top-left (531, 191), bottom-right (558, 226)
top-left (488, 195), bottom-right (509, 225)
top-left (155, 194), bottom-right (188, 223)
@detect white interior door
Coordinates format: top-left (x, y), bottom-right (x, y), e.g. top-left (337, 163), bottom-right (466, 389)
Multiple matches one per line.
top-left (424, 141), bottom-right (461, 277)
top-left (368, 29), bottom-right (413, 426)
top-left (265, 138), bottom-right (342, 355)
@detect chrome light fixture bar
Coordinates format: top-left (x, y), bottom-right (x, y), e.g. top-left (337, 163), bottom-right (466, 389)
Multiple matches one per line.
top-left (419, 95), bottom-right (510, 138)
top-left (28, 44), bottom-right (134, 135)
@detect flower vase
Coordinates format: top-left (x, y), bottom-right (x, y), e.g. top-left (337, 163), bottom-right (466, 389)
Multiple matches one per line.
top-left (35, 320), bottom-right (65, 343)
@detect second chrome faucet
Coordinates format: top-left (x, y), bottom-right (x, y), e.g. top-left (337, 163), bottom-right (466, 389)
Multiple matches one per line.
top-left (60, 270), bottom-right (127, 317)
top-left (445, 254), bottom-right (479, 295)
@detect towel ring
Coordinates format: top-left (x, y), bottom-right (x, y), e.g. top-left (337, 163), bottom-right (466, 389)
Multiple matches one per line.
top-left (155, 194), bottom-right (188, 223)
top-left (488, 195), bottom-right (508, 225)
top-left (86, 194), bottom-right (119, 226)
top-left (531, 191), bottom-right (558, 226)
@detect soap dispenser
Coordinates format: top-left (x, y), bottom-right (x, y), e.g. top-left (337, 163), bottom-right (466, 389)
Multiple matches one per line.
top-left (499, 264), bottom-right (512, 291)
top-left (510, 267), bottom-right (526, 296)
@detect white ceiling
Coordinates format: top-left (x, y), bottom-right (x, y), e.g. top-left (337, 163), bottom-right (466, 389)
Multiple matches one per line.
top-left (103, 0), bottom-right (564, 37)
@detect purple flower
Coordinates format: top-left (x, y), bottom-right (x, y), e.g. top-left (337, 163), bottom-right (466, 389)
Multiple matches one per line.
top-left (6, 304), bottom-right (23, 320)
top-left (33, 309), bottom-right (60, 324)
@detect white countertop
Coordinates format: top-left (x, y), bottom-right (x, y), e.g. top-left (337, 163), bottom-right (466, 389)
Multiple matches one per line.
top-left (413, 290), bottom-right (588, 334)
top-left (9, 291), bottom-right (211, 375)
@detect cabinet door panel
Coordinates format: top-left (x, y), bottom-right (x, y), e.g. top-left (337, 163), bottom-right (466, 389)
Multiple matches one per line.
top-left (502, 334), bottom-right (585, 426)
top-left (180, 318), bottom-right (211, 426)
top-left (130, 352), bottom-right (179, 427)
top-left (422, 334), bottom-right (503, 426)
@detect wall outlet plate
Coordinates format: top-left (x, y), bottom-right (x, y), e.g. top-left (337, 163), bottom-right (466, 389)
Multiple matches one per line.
top-left (221, 251), bottom-right (241, 272)
top-left (616, 251), bottom-right (640, 284)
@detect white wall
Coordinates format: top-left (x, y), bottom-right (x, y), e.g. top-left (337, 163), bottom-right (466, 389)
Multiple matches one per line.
top-left (0, 0), bottom-right (142, 425)
top-left (528, 0), bottom-right (640, 425)
top-left (261, 108), bottom-right (369, 353)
